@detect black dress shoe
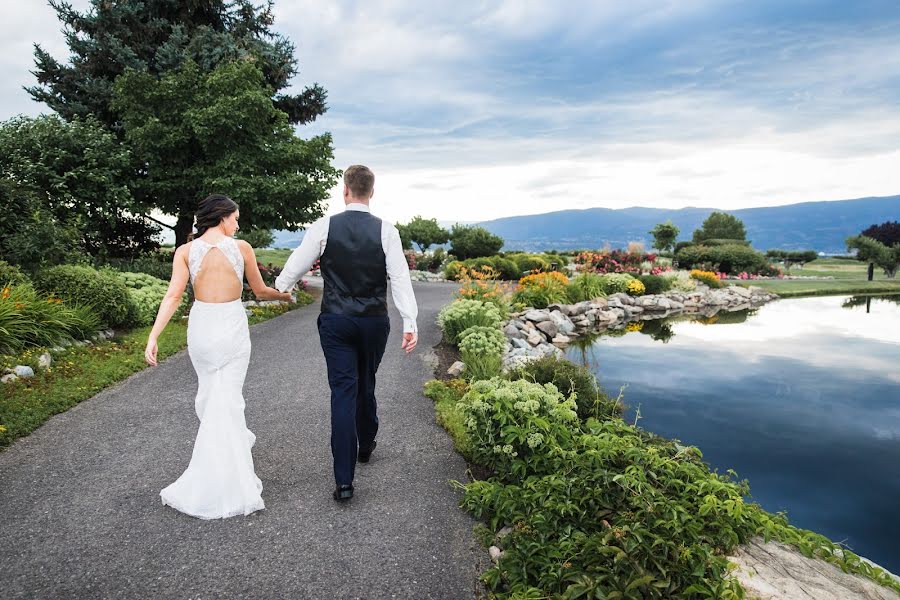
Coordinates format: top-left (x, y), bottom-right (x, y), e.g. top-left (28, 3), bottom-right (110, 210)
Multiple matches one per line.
top-left (358, 440), bottom-right (377, 463)
top-left (333, 484), bottom-right (354, 501)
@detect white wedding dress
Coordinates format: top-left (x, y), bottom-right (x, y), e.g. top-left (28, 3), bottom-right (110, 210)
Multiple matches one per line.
top-left (160, 237), bottom-right (265, 519)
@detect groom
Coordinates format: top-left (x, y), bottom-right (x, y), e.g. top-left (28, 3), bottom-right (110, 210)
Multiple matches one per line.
top-left (275, 165), bottom-right (419, 501)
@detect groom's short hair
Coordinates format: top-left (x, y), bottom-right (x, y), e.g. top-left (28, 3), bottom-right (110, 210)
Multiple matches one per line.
top-left (344, 165), bottom-right (375, 198)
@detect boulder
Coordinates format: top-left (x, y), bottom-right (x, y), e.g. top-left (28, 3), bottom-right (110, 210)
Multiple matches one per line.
top-left (526, 331), bottom-right (544, 347)
top-left (552, 334), bottom-right (571, 346)
top-left (590, 298), bottom-right (608, 310)
top-left (14, 365), bottom-right (35, 378)
top-left (1, 374), bottom-right (18, 384)
top-left (730, 285), bottom-right (752, 298)
top-left (523, 320), bottom-right (536, 332)
top-left (547, 303), bottom-right (572, 316)
top-left (536, 320), bottom-right (559, 339)
top-left (510, 338), bottom-right (530, 350)
top-left (38, 353), bottom-right (52, 370)
top-left (549, 311), bottom-right (576, 334)
top-left (447, 361), bottom-right (466, 377)
top-left (504, 323), bottom-right (523, 338)
top-left (524, 309), bottom-right (551, 323)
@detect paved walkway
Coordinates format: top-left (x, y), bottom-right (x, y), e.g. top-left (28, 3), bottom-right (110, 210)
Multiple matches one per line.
top-left (0, 282), bottom-right (486, 599)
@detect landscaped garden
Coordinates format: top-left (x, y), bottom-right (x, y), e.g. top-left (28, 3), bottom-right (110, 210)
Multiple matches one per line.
top-left (423, 241), bottom-right (900, 598)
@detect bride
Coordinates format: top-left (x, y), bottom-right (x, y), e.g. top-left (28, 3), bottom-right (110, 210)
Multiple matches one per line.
top-left (144, 193), bottom-right (293, 519)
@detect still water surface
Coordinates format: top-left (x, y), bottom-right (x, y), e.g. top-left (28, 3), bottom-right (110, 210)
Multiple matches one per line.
top-left (566, 295), bottom-right (900, 573)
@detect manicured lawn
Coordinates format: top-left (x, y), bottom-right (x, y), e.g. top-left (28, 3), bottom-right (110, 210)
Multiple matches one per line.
top-left (0, 291), bottom-right (315, 449)
top-left (255, 248), bottom-right (294, 269)
top-left (736, 258), bottom-right (900, 297)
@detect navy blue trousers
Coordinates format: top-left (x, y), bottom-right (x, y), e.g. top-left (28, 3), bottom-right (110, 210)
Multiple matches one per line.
top-left (317, 313), bottom-right (391, 486)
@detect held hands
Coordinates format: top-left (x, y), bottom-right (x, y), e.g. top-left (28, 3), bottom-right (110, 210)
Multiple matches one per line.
top-left (145, 337), bottom-right (158, 366)
top-left (401, 332), bottom-right (418, 354)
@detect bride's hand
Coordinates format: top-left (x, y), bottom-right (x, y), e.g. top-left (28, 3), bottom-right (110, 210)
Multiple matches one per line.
top-left (280, 290), bottom-right (294, 303)
top-left (145, 337), bottom-right (158, 366)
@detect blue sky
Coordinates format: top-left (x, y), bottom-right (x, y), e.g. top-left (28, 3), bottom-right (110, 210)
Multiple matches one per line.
top-left (2, 1), bottom-right (900, 223)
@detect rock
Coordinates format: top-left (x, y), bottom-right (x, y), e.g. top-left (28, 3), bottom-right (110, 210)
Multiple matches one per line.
top-left (496, 526), bottom-right (514, 542)
top-left (504, 323), bottom-right (523, 338)
top-left (609, 292), bottom-right (634, 305)
top-left (2, 374), bottom-right (18, 384)
top-left (730, 285), bottom-right (752, 298)
top-left (628, 305), bottom-right (644, 314)
top-left (526, 331), bottom-right (544, 347)
top-left (524, 309), bottom-right (551, 323)
top-left (38, 353), bottom-right (52, 369)
top-left (549, 311), bottom-right (576, 334)
top-left (447, 361), bottom-right (466, 377)
top-left (245, 309), bottom-right (254, 317)
top-left (590, 298), bottom-right (608, 310)
top-left (571, 301), bottom-right (593, 315)
top-left (51, 346), bottom-right (66, 354)
top-left (510, 338), bottom-right (529, 349)
top-left (523, 320), bottom-right (536, 332)
top-left (488, 546), bottom-right (502, 562)
top-left (536, 320), bottom-right (559, 339)
top-left (607, 297), bottom-right (624, 309)
top-left (547, 303), bottom-right (572, 316)
top-left (536, 343), bottom-right (563, 358)
top-left (552, 334), bottom-right (571, 346)
top-left (14, 365), bottom-right (35, 378)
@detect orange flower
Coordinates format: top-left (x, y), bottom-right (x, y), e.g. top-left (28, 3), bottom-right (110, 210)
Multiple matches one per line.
top-left (1, 287), bottom-right (10, 300)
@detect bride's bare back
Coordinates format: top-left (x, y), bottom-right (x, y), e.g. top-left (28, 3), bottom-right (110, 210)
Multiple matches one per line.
top-left (190, 237), bottom-right (244, 303)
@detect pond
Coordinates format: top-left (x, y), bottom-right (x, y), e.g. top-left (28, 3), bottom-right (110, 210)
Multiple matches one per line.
top-left (566, 294), bottom-right (900, 574)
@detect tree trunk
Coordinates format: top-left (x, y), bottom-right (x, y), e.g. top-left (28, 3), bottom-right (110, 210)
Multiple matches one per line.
top-left (175, 212), bottom-right (195, 247)
top-left (867, 262), bottom-right (874, 281)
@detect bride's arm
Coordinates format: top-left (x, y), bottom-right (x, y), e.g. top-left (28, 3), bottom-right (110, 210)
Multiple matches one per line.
top-left (144, 245), bottom-right (190, 366)
top-left (238, 241), bottom-right (293, 302)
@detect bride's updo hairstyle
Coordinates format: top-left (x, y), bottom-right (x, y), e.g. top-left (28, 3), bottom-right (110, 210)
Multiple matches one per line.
top-left (195, 194), bottom-right (239, 237)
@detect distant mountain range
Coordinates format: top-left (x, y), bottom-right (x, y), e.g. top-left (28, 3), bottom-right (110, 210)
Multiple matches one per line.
top-left (476, 195), bottom-right (900, 253)
top-left (271, 195), bottom-right (899, 254)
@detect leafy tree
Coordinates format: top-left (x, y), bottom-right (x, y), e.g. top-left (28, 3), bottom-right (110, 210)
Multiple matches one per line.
top-left (401, 216), bottom-right (450, 251)
top-left (649, 220), bottom-right (679, 252)
top-left (29, 0), bottom-right (337, 246)
top-left (0, 179), bottom-right (85, 272)
top-left (395, 224), bottom-right (413, 251)
top-left (29, 0), bottom-right (325, 130)
top-left (113, 59), bottom-right (340, 245)
top-left (861, 221), bottom-right (900, 247)
top-left (449, 225), bottom-right (504, 260)
top-left (692, 212), bottom-right (747, 243)
top-left (0, 115), bottom-right (159, 258)
top-left (236, 229), bottom-right (275, 249)
top-left (846, 235), bottom-right (899, 279)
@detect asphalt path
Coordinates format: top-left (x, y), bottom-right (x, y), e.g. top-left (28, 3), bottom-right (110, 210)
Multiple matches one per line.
top-left (0, 280), bottom-right (487, 599)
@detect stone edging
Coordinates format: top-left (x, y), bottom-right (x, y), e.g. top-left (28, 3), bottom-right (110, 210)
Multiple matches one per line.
top-left (502, 285), bottom-right (778, 370)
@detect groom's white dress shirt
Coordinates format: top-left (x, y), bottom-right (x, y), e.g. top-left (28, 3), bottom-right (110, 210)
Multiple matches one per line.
top-left (275, 203), bottom-right (418, 333)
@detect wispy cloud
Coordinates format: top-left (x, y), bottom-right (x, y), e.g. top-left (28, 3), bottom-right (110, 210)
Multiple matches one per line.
top-left (2, 0), bottom-right (899, 222)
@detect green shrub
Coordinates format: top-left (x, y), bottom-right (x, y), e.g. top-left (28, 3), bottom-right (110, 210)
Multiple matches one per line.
top-left (565, 272), bottom-right (606, 303)
top-left (119, 271), bottom-right (187, 327)
top-left (512, 272), bottom-right (569, 309)
top-left (597, 273), bottom-right (636, 295)
top-left (0, 260), bottom-right (29, 287)
top-left (103, 253), bottom-right (174, 280)
top-left (459, 326), bottom-right (507, 381)
top-left (512, 254), bottom-right (549, 275)
top-left (667, 272), bottom-right (698, 292)
top-left (443, 260), bottom-right (466, 281)
top-left (423, 379), bottom-right (473, 459)
top-left (34, 265), bottom-right (134, 328)
top-left (510, 355), bottom-right (621, 421)
top-left (486, 257), bottom-right (520, 280)
top-left (676, 244), bottom-right (769, 275)
top-left (437, 299), bottom-right (502, 345)
top-left (637, 274), bottom-right (672, 295)
top-left (457, 378), bottom-right (579, 478)
top-left (0, 283), bottom-right (102, 354)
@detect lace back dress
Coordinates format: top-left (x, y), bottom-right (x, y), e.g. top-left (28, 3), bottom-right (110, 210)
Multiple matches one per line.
top-left (160, 236), bottom-right (264, 519)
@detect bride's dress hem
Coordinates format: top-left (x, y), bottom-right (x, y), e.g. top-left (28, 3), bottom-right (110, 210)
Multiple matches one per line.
top-left (160, 495), bottom-right (265, 520)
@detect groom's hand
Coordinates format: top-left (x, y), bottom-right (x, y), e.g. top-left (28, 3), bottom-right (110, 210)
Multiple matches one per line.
top-left (402, 332), bottom-right (418, 354)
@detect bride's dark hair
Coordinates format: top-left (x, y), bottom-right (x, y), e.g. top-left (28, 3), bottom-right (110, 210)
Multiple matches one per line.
top-left (195, 194), bottom-right (239, 237)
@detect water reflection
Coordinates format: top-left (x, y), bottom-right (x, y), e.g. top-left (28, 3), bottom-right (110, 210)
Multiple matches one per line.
top-left (566, 294), bottom-right (900, 573)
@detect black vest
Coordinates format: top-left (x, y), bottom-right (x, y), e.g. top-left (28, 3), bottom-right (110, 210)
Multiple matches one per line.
top-left (320, 210), bottom-right (389, 317)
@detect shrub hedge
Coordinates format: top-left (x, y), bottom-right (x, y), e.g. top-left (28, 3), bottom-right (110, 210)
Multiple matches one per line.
top-left (34, 265), bottom-right (134, 328)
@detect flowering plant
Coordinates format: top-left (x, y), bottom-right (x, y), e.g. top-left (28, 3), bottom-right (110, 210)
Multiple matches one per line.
top-left (689, 269), bottom-right (722, 288)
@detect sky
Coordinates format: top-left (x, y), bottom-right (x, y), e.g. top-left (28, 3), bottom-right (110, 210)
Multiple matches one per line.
top-left (2, 1), bottom-right (900, 224)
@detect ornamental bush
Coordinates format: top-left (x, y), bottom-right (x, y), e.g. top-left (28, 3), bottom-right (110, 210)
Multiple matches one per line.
top-left (690, 269), bottom-right (722, 288)
top-left (637, 274), bottom-right (671, 295)
top-left (565, 272), bottom-right (606, 303)
top-left (510, 355), bottom-right (621, 421)
top-left (34, 265), bottom-right (134, 328)
top-left (457, 378), bottom-right (579, 478)
top-left (119, 271), bottom-right (188, 327)
top-left (513, 271), bottom-right (570, 309)
top-left (437, 299), bottom-right (502, 345)
top-left (676, 244), bottom-right (769, 275)
top-left (459, 326), bottom-right (507, 381)
top-left (625, 279), bottom-right (646, 296)
top-left (512, 254), bottom-right (549, 275)
top-left (597, 273), bottom-right (636, 295)
top-left (0, 260), bottom-right (29, 287)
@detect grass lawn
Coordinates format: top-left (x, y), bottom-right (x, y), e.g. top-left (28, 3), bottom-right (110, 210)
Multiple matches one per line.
top-left (255, 248), bottom-right (294, 269)
top-left (0, 291), bottom-right (315, 449)
top-left (736, 258), bottom-right (900, 297)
